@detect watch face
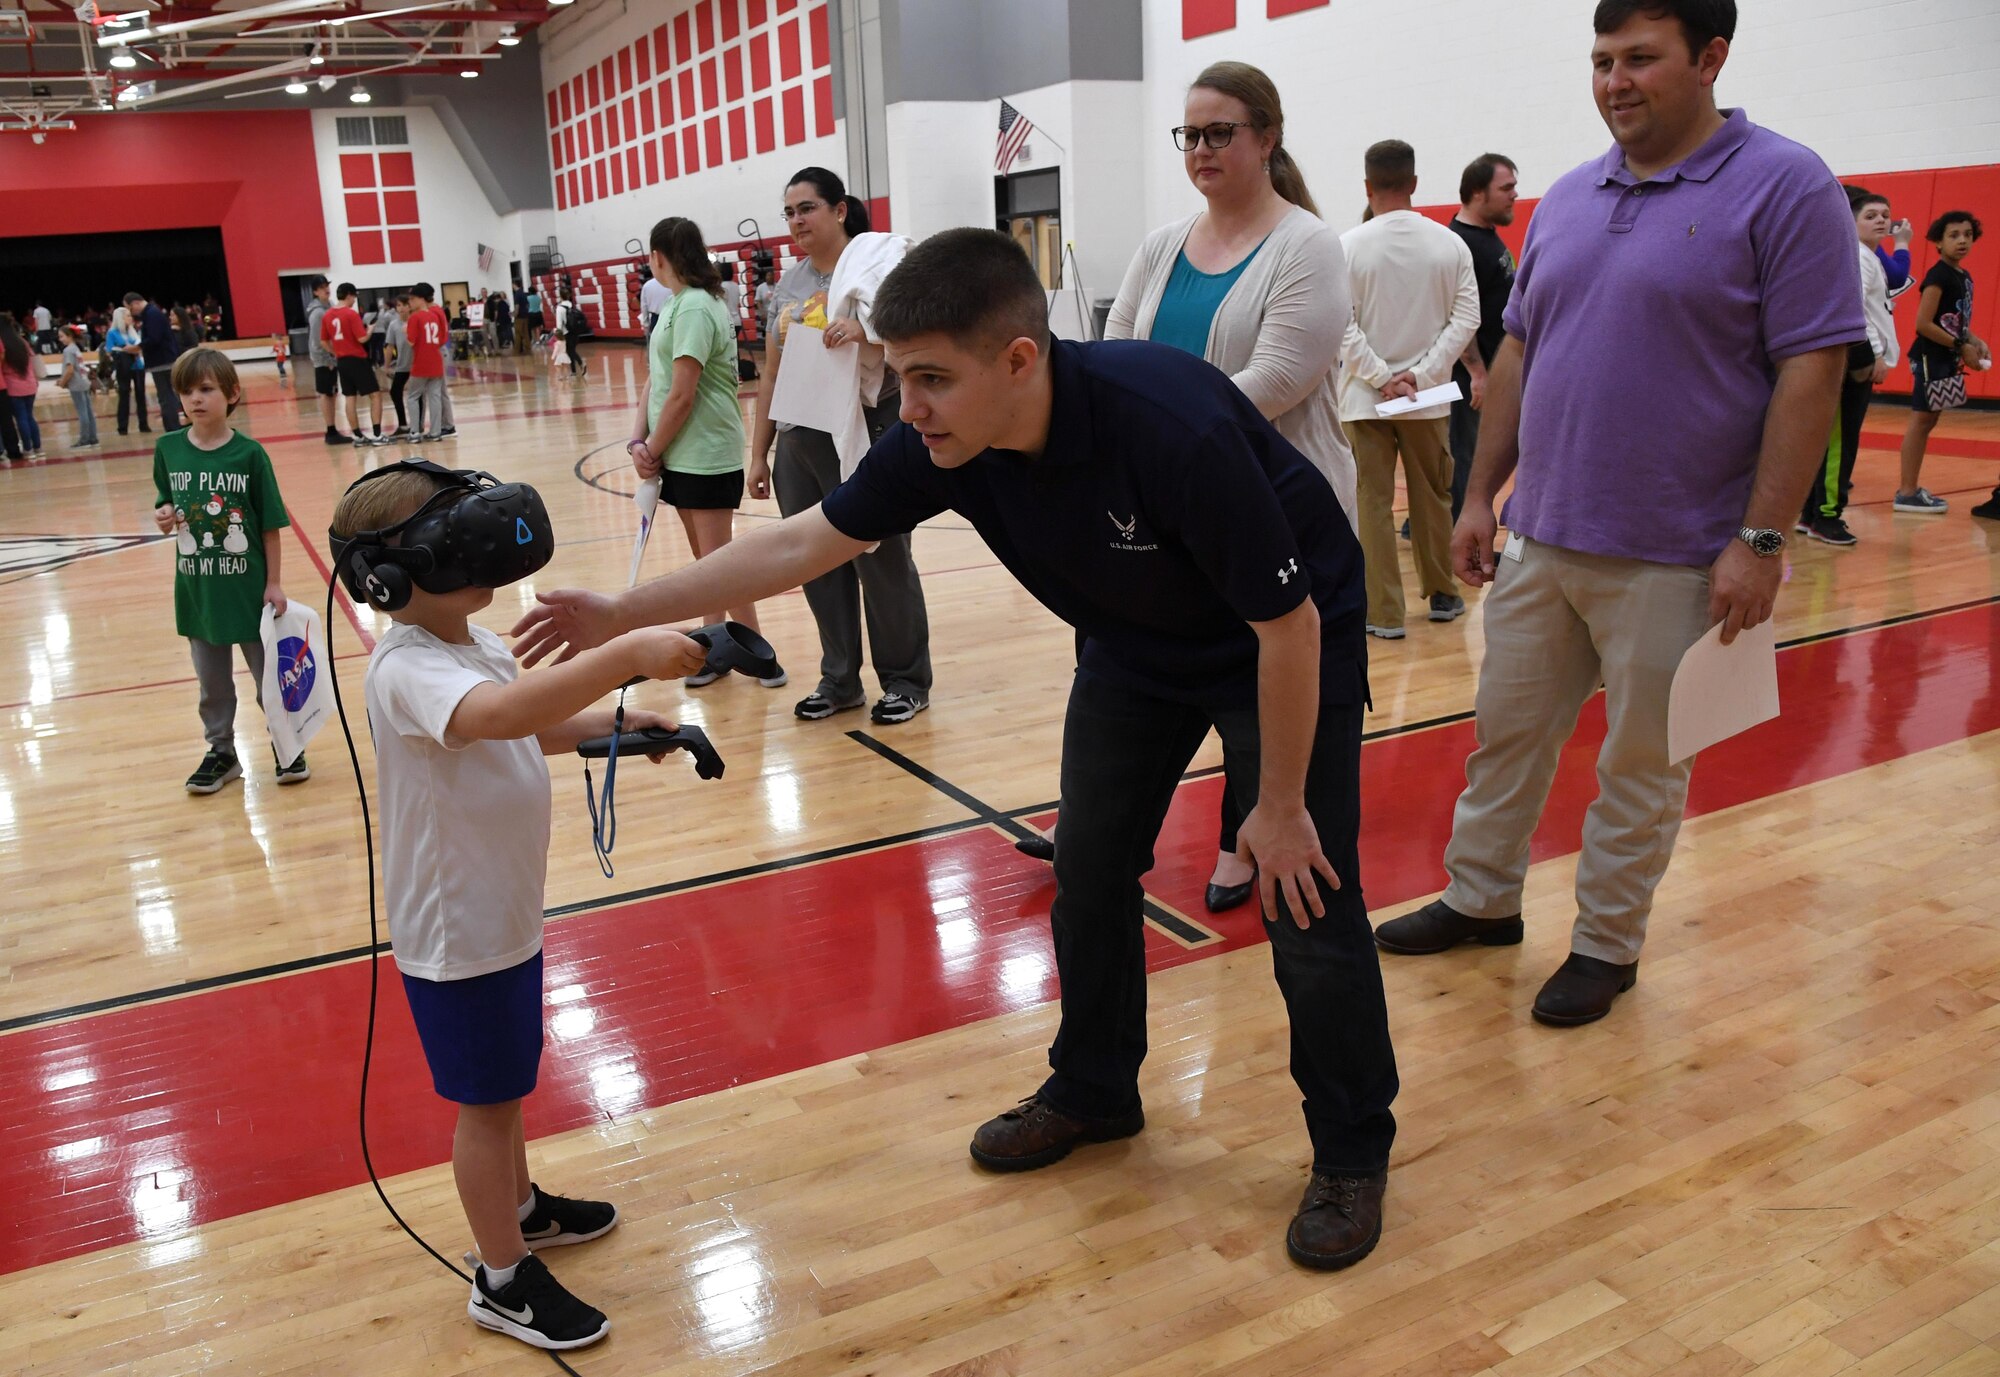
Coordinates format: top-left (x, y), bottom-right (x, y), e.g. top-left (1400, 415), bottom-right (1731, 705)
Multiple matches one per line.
top-left (1750, 529), bottom-right (1783, 556)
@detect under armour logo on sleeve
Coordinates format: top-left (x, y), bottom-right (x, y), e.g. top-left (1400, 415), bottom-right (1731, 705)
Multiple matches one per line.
top-left (1277, 558), bottom-right (1298, 584)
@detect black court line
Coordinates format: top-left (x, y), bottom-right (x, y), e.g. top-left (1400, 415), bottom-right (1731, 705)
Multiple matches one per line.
top-left (845, 729), bottom-right (1214, 946)
top-left (9, 591), bottom-right (1994, 1036)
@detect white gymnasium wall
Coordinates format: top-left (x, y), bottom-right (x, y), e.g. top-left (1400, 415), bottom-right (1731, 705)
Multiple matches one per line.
top-left (310, 107), bottom-right (528, 295)
top-left (1142, 0), bottom-right (2000, 234)
top-left (538, 0), bottom-right (845, 263)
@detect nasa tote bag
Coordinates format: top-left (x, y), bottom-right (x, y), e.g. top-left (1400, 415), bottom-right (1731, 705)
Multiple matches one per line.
top-left (260, 602), bottom-right (335, 763)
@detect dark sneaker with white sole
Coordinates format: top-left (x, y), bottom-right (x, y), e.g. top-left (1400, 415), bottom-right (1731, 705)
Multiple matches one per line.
top-left (1805, 515), bottom-right (1857, 546)
top-left (1428, 594), bottom-right (1466, 622)
top-left (519, 1183), bottom-right (619, 1250)
top-left (275, 752), bottom-right (310, 785)
top-left (185, 749), bottom-right (242, 794)
top-left (685, 661), bottom-right (723, 688)
top-left (870, 692), bottom-right (928, 724)
top-left (1893, 488), bottom-right (1948, 514)
top-left (794, 691), bottom-right (864, 720)
top-left (466, 1252), bottom-right (609, 1350)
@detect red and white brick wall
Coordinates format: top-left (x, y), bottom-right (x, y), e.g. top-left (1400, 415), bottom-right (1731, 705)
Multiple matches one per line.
top-left (538, 0), bottom-right (844, 268)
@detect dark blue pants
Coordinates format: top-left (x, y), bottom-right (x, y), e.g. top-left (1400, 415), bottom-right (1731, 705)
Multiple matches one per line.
top-left (1039, 670), bottom-right (1398, 1173)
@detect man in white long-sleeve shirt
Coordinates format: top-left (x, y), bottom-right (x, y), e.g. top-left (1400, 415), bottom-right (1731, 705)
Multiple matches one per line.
top-left (1339, 140), bottom-right (1480, 637)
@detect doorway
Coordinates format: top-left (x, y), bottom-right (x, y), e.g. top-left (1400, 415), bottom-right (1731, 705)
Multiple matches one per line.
top-left (996, 168), bottom-right (1062, 289)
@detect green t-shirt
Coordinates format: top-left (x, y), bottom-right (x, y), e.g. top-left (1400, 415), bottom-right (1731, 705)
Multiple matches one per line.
top-left (647, 287), bottom-right (745, 476)
top-left (151, 428), bottom-right (290, 644)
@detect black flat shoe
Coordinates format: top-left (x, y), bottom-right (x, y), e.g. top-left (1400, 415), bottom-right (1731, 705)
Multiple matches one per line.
top-left (1374, 899), bottom-right (1523, 955)
top-left (1531, 953), bottom-right (1638, 1026)
top-left (1014, 833), bottom-right (1055, 863)
top-left (1204, 879), bottom-right (1254, 913)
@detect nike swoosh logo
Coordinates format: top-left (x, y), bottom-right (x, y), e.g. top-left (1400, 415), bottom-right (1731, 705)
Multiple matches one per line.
top-left (481, 1295), bottom-right (534, 1325)
top-left (522, 1221), bottom-right (562, 1240)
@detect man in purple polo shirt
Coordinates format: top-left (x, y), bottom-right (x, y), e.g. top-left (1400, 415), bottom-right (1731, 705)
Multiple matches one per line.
top-left (1375, 0), bottom-right (1861, 1026)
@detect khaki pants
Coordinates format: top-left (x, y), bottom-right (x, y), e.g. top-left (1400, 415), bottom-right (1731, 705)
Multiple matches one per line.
top-left (1441, 537), bottom-right (1713, 964)
top-left (1344, 416), bottom-right (1454, 629)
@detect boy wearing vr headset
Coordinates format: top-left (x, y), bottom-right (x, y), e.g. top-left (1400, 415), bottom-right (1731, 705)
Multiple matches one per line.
top-left (330, 461), bottom-right (706, 1352)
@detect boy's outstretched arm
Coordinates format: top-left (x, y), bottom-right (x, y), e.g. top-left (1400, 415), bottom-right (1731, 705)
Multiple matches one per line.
top-left (450, 628), bottom-right (706, 743)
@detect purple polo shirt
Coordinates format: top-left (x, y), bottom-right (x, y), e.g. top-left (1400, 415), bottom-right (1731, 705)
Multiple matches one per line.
top-left (1500, 109), bottom-right (1864, 567)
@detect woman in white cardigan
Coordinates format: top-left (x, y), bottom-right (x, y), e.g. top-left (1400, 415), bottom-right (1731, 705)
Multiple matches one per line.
top-left (1018, 61), bottom-right (1356, 915)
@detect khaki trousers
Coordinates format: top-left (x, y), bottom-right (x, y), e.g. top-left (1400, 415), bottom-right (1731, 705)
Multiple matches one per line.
top-left (1344, 416), bottom-right (1455, 629)
top-left (1441, 537), bottom-right (1713, 964)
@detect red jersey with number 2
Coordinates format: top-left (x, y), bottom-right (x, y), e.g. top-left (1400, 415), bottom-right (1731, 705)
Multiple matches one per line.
top-left (322, 305), bottom-right (368, 359)
top-left (410, 307), bottom-right (447, 378)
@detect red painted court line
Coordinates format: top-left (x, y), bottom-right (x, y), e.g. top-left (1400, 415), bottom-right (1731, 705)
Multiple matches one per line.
top-left (290, 524), bottom-right (373, 651)
top-left (0, 652), bottom-right (371, 714)
top-left (3, 602), bottom-right (1997, 1276)
top-left (1862, 429), bottom-right (2000, 462)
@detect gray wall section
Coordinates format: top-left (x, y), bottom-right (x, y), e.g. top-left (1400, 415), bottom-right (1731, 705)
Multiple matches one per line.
top-left (881, 0), bottom-right (1140, 104)
top-left (150, 30), bottom-right (553, 215)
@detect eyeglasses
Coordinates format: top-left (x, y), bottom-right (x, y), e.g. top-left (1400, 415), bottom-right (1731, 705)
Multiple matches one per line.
top-left (781, 199), bottom-right (825, 221)
top-left (1171, 121), bottom-right (1254, 152)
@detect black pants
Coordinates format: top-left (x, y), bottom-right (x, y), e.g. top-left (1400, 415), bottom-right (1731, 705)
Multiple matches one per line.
top-left (1804, 371), bottom-right (1874, 522)
top-left (116, 367), bottom-right (149, 433)
top-left (1042, 670), bottom-right (1398, 1173)
top-left (0, 395), bottom-right (18, 459)
top-left (148, 367), bottom-right (182, 431)
top-left (388, 372), bottom-right (409, 429)
top-left (567, 333), bottom-right (586, 374)
top-left (1447, 362), bottom-right (1481, 523)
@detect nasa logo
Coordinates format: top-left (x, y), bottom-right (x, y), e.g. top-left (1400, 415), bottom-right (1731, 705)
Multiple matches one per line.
top-left (277, 635), bottom-right (316, 712)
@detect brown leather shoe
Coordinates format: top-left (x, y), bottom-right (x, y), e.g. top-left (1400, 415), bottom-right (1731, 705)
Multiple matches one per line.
top-left (1374, 898), bottom-right (1523, 955)
top-left (1286, 1170), bottom-right (1387, 1270)
top-left (968, 1094), bottom-right (1144, 1172)
top-left (1531, 953), bottom-right (1638, 1026)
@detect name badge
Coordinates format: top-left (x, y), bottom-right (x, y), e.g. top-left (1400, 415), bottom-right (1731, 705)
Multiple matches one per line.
top-left (1502, 531), bottom-right (1525, 563)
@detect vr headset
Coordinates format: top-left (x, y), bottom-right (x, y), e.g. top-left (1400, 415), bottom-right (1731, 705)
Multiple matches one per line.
top-left (329, 460), bottom-right (553, 612)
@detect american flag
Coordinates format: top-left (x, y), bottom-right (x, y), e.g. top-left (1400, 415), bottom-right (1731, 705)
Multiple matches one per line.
top-left (996, 100), bottom-right (1035, 175)
top-left (476, 243), bottom-right (494, 272)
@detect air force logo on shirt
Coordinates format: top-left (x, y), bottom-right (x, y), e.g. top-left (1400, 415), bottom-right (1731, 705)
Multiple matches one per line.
top-left (1107, 512), bottom-right (1159, 553)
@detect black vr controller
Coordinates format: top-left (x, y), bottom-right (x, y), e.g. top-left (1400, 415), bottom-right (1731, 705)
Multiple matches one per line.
top-left (619, 619), bottom-right (780, 690)
top-left (575, 723), bottom-right (724, 779)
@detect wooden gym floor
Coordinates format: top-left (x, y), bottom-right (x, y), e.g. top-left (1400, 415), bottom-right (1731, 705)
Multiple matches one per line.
top-left (3, 350), bottom-right (1999, 1376)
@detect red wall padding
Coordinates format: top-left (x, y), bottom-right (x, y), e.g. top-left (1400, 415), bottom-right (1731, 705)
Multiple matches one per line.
top-left (1419, 161), bottom-right (2000, 400)
top-left (0, 111), bottom-right (330, 336)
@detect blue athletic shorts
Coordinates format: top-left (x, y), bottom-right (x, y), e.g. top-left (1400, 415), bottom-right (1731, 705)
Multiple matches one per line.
top-left (401, 951), bottom-right (544, 1105)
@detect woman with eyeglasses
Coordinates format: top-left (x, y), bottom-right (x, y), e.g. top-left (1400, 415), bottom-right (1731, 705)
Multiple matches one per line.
top-left (748, 166), bottom-right (933, 725)
top-left (1020, 62), bottom-right (1355, 913)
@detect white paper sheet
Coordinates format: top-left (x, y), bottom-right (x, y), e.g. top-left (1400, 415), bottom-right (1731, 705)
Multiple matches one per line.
top-left (768, 323), bottom-right (871, 478)
top-left (1374, 381), bottom-right (1466, 417)
top-left (1666, 617), bottom-right (1779, 766)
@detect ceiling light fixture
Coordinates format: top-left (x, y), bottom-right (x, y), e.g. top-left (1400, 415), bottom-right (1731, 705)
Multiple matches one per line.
top-left (109, 51), bottom-right (138, 69)
top-left (308, 43), bottom-right (324, 65)
top-left (348, 83), bottom-right (371, 103)
top-left (285, 79), bottom-right (309, 94)
top-left (497, 26), bottom-right (520, 46)
top-left (460, 68), bottom-right (478, 78)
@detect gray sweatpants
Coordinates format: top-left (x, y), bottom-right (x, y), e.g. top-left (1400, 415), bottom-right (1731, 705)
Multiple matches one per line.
top-left (190, 637), bottom-right (266, 754)
top-left (408, 376), bottom-right (455, 434)
top-left (772, 416), bottom-right (933, 704)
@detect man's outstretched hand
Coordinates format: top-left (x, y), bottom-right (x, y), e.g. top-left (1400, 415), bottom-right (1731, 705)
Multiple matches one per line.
top-left (511, 588), bottom-right (622, 666)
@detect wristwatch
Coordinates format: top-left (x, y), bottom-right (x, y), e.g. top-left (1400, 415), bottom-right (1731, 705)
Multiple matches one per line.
top-left (1738, 526), bottom-right (1785, 557)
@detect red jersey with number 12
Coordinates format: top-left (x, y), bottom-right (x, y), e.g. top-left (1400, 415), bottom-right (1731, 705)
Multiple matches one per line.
top-left (321, 305), bottom-right (368, 359)
top-left (409, 306), bottom-right (448, 378)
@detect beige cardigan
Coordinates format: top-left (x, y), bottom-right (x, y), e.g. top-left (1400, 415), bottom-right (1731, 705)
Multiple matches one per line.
top-left (1105, 206), bottom-right (1357, 526)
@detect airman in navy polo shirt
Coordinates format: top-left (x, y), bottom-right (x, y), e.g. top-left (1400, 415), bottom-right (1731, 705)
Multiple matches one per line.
top-left (514, 229), bottom-right (1400, 1273)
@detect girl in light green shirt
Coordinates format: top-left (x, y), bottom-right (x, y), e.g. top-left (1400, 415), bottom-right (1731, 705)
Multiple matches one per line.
top-left (627, 216), bottom-right (785, 687)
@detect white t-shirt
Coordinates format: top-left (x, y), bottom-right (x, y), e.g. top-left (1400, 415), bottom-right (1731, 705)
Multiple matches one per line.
top-left (364, 621), bottom-right (551, 981)
top-left (32, 305), bottom-right (50, 331)
top-left (639, 277), bottom-right (673, 327)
